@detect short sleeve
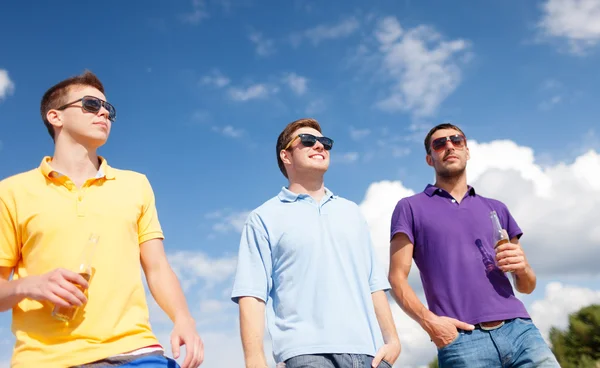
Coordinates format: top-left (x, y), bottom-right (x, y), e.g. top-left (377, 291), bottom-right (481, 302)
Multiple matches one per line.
top-left (390, 198), bottom-right (415, 244)
top-left (231, 215), bottom-right (273, 304)
top-left (0, 193), bottom-right (20, 268)
top-left (362, 215), bottom-right (390, 293)
top-left (499, 202), bottom-right (522, 240)
top-left (138, 175), bottom-right (164, 244)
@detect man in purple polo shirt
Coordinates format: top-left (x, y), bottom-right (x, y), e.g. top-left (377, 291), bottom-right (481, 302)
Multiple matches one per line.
top-left (388, 123), bottom-right (559, 367)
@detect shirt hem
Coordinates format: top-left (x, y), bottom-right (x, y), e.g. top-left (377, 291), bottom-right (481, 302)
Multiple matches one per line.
top-left (231, 289), bottom-right (267, 304)
top-left (139, 232), bottom-right (164, 244)
top-left (463, 311), bottom-right (531, 326)
top-left (277, 345), bottom-right (376, 363)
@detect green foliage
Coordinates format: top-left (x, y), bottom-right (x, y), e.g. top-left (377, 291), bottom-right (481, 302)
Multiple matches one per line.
top-left (550, 304), bottom-right (600, 368)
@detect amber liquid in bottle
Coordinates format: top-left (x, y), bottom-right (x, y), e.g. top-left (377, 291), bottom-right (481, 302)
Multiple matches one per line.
top-left (51, 234), bottom-right (98, 323)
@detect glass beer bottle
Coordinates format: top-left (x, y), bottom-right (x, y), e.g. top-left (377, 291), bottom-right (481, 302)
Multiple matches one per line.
top-left (490, 210), bottom-right (509, 249)
top-left (52, 233), bottom-right (99, 322)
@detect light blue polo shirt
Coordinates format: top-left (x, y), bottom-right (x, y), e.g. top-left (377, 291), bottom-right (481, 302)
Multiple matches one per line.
top-left (231, 187), bottom-right (390, 363)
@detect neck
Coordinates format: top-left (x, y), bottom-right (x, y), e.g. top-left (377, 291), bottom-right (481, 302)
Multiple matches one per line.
top-left (287, 173), bottom-right (326, 202)
top-left (51, 138), bottom-right (100, 186)
top-left (434, 172), bottom-right (468, 201)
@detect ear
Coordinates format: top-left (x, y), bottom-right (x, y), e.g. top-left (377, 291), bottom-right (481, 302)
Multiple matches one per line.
top-left (426, 153), bottom-right (434, 167)
top-left (46, 109), bottom-right (64, 129)
top-left (280, 149), bottom-right (292, 165)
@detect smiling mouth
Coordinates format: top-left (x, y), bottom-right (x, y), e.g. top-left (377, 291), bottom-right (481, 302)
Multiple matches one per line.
top-left (310, 154), bottom-right (325, 160)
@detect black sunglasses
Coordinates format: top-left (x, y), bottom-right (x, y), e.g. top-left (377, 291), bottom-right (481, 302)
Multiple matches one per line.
top-left (57, 95), bottom-right (117, 122)
top-left (284, 133), bottom-right (334, 151)
top-left (431, 134), bottom-right (466, 152)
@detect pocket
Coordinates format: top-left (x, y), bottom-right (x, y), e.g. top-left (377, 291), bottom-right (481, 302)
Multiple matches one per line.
top-left (516, 317), bottom-right (534, 325)
top-left (378, 360), bottom-right (392, 368)
top-left (437, 331), bottom-right (461, 351)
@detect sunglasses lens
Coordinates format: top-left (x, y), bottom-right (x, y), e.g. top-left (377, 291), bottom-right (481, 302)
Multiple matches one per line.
top-left (105, 103), bottom-right (116, 121)
top-left (450, 135), bottom-right (465, 147)
top-left (82, 97), bottom-right (102, 113)
top-left (318, 137), bottom-right (333, 150)
top-left (432, 137), bottom-right (448, 151)
top-left (299, 134), bottom-right (317, 147)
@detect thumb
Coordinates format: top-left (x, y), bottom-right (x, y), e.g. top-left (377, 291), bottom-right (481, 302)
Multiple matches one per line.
top-left (171, 334), bottom-right (181, 359)
top-left (371, 347), bottom-right (386, 368)
top-left (450, 318), bottom-right (475, 331)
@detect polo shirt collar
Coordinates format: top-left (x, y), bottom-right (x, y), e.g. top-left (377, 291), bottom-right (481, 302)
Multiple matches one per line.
top-left (424, 184), bottom-right (476, 197)
top-left (277, 186), bottom-right (336, 203)
top-left (40, 156), bottom-right (116, 180)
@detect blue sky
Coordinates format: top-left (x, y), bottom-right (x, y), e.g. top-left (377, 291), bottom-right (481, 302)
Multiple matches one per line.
top-left (1, 0), bottom-right (600, 367)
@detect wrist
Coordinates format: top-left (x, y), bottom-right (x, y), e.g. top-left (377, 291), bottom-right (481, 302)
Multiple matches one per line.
top-left (13, 278), bottom-right (29, 299)
top-left (173, 314), bottom-right (195, 326)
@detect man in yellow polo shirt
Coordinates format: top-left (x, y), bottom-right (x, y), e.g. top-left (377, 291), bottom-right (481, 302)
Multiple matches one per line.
top-left (0, 71), bottom-right (203, 368)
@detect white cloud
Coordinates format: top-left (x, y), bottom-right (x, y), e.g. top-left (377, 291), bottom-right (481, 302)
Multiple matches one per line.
top-left (538, 95), bottom-right (562, 110)
top-left (0, 70), bottom-right (15, 101)
top-left (181, 0), bottom-right (209, 25)
top-left (201, 69), bottom-right (230, 88)
top-left (305, 99), bottom-right (326, 115)
top-left (372, 16), bottom-right (471, 117)
top-left (529, 282), bottom-right (600, 342)
top-left (167, 251), bottom-right (238, 291)
top-left (333, 152), bottom-right (360, 164)
top-left (297, 17), bottom-right (360, 46)
top-left (538, 0), bottom-right (600, 54)
top-left (229, 84), bottom-right (276, 101)
top-left (212, 125), bottom-right (244, 138)
top-left (249, 32), bottom-right (275, 57)
top-left (206, 209), bottom-right (250, 234)
top-left (282, 73), bottom-right (308, 95)
top-left (350, 127), bottom-right (371, 141)
top-left (357, 139), bottom-right (600, 366)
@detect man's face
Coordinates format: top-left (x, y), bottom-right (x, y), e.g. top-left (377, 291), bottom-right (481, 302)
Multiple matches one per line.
top-left (426, 128), bottom-right (469, 178)
top-left (55, 86), bottom-right (112, 147)
top-left (282, 127), bottom-right (331, 177)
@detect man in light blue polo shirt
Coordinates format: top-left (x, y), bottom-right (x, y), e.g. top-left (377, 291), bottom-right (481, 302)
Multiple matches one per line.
top-left (231, 118), bottom-right (401, 368)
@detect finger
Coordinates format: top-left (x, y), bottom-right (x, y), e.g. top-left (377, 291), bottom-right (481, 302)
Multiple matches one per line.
top-left (50, 283), bottom-right (84, 306)
top-left (196, 338), bottom-right (205, 367)
top-left (500, 262), bottom-right (526, 273)
top-left (181, 337), bottom-right (193, 368)
top-left (498, 256), bottom-right (524, 267)
top-left (57, 278), bottom-right (87, 304)
top-left (450, 318), bottom-right (474, 331)
top-left (193, 338), bottom-right (203, 367)
top-left (44, 292), bottom-right (71, 307)
top-left (171, 334), bottom-right (181, 360)
top-left (495, 243), bottom-right (518, 253)
top-left (59, 270), bottom-right (90, 289)
top-left (371, 347), bottom-right (386, 367)
top-left (495, 250), bottom-right (520, 260)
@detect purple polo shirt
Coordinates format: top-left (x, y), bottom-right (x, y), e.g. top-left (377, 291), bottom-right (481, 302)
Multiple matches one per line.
top-left (390, 184), bottom-right (530, 325)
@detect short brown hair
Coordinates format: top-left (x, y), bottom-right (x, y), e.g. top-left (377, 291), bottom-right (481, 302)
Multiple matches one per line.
top-left (424, 123), bottom-right (466, 154)
top-left (40, 70), bottom-right (105, 141)
top-left (276, 118), bottom-right (322, 178)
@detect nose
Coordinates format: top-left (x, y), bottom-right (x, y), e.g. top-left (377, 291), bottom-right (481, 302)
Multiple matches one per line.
top-left (97, 105), bottom-right (110, 120)
top-left (313, 140), bottom-right (325, 151)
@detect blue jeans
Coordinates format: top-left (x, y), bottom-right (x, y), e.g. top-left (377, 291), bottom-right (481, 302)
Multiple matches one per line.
top-left (285, 353), bottom-right (392, 368)
top-left (117, 355), bottom-right (180, 367)
top-left (437, 318), bottom-right (560, 368)
top-left (73, 355), bottom-right (181, 367)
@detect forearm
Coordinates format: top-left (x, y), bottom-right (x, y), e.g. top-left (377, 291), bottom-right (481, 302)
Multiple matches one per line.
top-left (146, 267), bottom-right (193, 324)
top-left (513, 265), bottom-right (536, 294)
top-left (389, 275), bottom-right (434, 328)
top-left (239, 297), bottom-right (268, 368)
top-left (371, 290), bottom-right (399, 344)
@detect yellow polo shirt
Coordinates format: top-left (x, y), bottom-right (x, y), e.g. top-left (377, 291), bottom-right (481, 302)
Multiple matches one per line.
top-left (0, 157), bottom-right (163, 367)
